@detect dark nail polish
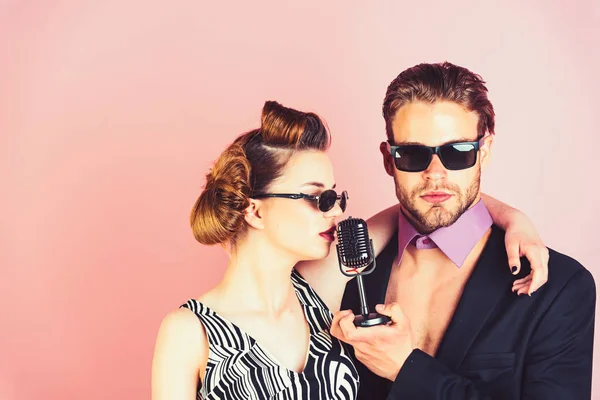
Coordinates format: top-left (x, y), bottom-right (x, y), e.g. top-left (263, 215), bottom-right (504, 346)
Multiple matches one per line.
top-left (511, 266), bottom-right (518, 274)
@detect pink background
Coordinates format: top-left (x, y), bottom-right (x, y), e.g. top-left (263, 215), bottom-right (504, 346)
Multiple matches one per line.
top-left (1, 1), bottom-right (598, 399)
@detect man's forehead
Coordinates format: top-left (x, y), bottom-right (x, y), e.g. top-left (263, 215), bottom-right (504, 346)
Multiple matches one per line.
top-left (391, 101), bottom-right (479, 145)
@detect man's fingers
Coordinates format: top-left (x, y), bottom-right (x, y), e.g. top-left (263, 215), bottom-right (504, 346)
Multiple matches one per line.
top-left (330, 310), bottom-right (354, 339)
top-left (331, 309), bottom-right (353, 327)
top-left (375, 303), bottom-right (407, 325)
top-left (338, 311), bottom-right (359, 341)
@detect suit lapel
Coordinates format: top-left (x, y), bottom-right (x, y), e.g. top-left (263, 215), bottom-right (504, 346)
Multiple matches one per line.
top-left (435, 226), bottom-right (513, 370)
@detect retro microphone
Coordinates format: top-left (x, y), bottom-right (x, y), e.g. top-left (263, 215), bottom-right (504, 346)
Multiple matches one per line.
top-left (336, 217), bottom-right (391, 327)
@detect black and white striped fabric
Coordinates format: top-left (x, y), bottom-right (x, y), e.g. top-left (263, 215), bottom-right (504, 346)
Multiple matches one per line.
top-left (181, 269), bottom-right (360, 399)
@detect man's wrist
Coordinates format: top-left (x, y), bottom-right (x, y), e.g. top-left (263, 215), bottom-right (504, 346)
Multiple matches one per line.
top-left (385, 347), bottom-right (417, 381)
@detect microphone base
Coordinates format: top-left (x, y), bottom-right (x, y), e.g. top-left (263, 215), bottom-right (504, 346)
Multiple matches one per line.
top-left (353, 313), bottom-right (391, 327)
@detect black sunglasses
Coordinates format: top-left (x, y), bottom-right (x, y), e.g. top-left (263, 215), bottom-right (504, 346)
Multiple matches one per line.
top-left (251, 189), bottom-right (348, 212)
top-left (386, 137), bottom-right (487, 172)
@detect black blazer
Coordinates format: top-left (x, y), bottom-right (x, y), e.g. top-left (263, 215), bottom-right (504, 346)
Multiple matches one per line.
top-left (341, 225), bottom-right (595, 399)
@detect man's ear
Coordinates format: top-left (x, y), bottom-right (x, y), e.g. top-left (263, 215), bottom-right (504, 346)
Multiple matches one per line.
top-left (244, 199), bottom-right (265, 230)
top-left (480, 134), bottom-right (494, 171)
top-left (379, 142), bottom-right (396, 177)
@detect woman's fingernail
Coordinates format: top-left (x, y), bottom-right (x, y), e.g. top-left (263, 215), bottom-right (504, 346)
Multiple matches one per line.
top-left (511, 266), bottom-right (518, 274)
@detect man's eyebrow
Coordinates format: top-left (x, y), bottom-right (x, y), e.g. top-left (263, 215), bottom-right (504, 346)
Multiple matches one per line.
top-left (394, 137), bottom-right (477, 146)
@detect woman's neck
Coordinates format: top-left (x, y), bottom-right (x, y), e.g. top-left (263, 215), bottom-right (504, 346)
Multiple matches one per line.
top-left (217, 234), bottom-right (300, 317)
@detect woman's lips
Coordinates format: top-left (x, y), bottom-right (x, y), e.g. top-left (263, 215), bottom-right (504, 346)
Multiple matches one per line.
top-left (319, 226), bottom-right (336, 242)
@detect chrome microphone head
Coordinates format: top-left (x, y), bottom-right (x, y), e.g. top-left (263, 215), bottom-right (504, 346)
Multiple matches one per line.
top-left (336, 217), bottom-right (373, 269)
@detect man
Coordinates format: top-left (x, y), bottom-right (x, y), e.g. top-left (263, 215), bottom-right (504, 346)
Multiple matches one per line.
top-left (333, 62), bottom-right (595, 399)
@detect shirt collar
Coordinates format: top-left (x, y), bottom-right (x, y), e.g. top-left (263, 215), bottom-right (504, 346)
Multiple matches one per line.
top-left (397, 199), bottom-right (493, 267)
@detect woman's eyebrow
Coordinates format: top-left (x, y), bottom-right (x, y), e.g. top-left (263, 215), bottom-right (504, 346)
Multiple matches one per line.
top-left (300, 182), bottom-right (336, 189)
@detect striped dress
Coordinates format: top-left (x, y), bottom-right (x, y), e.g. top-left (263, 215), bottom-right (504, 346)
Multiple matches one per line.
top-left (181, 269), bottom-right (360, 399)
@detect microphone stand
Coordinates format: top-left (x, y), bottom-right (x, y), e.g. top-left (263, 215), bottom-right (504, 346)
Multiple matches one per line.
top-left (339, 239), bottom-right (391, 327)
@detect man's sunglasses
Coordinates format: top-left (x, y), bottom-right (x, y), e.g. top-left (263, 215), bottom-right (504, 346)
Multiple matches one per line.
top-left (252, 189), bottom-right (348, 212)
top-left (386, 136), bottom-right (487, 172)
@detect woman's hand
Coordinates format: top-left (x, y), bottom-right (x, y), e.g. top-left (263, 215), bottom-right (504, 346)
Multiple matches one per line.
top-left (504, 211), bottom-right (550, 295)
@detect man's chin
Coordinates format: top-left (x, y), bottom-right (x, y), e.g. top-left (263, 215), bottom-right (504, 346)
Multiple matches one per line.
top-left (418, 207), bottom-right (461, 231)
top-left (401, 201), bottom-right (460, 232)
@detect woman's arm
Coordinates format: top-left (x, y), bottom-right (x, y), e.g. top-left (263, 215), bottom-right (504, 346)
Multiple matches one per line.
top-left (151, 308), bottom-right (207, 400)
top-left (482, 193), bottom-right (549, 295)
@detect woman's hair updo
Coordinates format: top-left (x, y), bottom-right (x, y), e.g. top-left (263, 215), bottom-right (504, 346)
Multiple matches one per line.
top-left (190, 101), bottom-right (330, 245)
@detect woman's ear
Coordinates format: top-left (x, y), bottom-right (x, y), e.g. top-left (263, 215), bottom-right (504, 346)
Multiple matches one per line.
top-left (244, 198), bottom-right (265, 230)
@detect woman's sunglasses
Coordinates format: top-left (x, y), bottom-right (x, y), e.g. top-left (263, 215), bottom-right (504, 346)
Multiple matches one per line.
top-left (252, 189), bottom-right (348, 212)
top-left (386, 136), bottom-right (487, 172)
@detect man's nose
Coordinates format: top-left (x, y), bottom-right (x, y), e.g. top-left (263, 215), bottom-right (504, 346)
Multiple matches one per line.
top-left (423, 154), bottom-right (447, 180)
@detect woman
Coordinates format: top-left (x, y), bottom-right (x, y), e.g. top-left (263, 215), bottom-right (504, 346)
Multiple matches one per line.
top-left (151, 101), bottom-right (547, 399)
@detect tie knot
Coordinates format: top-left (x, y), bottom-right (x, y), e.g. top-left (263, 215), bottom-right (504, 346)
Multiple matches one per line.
top-left (414, 235), bottom-right (437, 249)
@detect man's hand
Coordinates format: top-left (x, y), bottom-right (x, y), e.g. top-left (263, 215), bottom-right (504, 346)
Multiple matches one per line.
top-left (330, 303), bottom-right (416, 381)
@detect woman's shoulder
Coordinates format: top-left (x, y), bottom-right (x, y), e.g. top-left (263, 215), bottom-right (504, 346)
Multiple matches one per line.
top-left (158, 305), bottom-right (207, 343)
top-left (183, 289), bottom-right (222, 315)
top-left (152, 304), bottom-right (209, 397)
top-left (153, 306), bottom-right (207, 374)
top-left (156, 290), bottom-right (220, 349)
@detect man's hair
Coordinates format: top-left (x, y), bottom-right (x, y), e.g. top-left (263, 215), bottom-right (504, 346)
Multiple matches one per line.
top-left (382, 62), bottom-right (495, 140)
